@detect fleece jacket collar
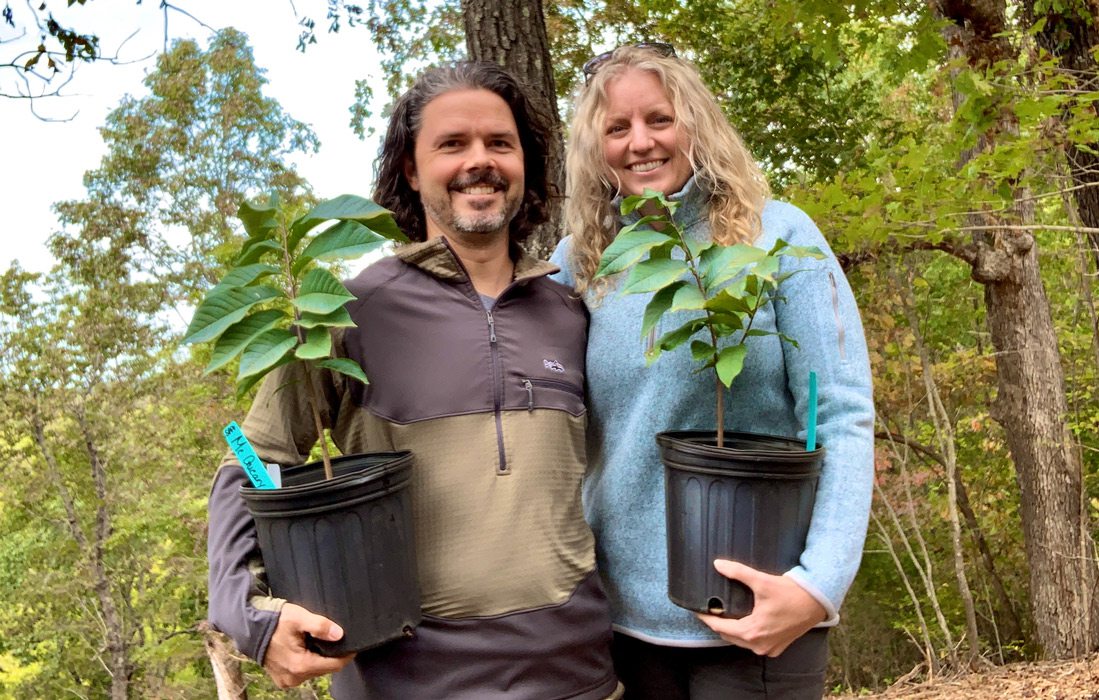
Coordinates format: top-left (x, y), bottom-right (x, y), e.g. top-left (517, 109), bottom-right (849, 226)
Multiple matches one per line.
top-left (394, 236), bottom-right (559, 285)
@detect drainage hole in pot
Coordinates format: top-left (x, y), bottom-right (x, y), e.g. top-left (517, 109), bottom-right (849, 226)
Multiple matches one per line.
top-left (402, 626), bottom-right (415, 638)
top-left (707, 597), bottom-right (725, 615)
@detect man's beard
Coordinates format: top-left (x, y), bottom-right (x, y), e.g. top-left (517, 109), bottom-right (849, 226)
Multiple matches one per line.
top-left (422, 170), bottom-right (522, 236)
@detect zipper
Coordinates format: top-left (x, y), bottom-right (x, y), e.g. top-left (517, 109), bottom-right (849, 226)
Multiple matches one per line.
top-left (487, 310), bottom-right (507, 474)
top-left (520, 377), bottom-right (583, 411)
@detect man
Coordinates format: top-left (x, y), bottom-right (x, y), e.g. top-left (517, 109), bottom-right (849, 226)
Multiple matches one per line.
top-left (206, 62), bottom-right (618, 699)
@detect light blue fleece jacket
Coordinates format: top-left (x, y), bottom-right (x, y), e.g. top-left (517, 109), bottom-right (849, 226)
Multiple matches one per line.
top-left (550, 179), bottom-right (874, 645)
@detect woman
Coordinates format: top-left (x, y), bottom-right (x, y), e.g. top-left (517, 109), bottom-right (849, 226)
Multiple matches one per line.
top-left (550, 45), bottom-right (875, 699)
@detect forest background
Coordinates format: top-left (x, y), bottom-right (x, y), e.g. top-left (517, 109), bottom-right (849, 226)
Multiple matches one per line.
top-left (2, 0), bottom-right (1098, 697)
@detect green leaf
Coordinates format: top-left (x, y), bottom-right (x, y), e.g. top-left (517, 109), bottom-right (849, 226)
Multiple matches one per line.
top-left (289, 195), bottom-right (406, 253)
top-left (690, 340), bottom-right (716, 362)
top-left (237, 195), bottom-right (279, 239)
top-left (776, 243), bottom-right (824, 260)
top-left (183, 285), bottom-right (283, 345)
top-left (316, 357), bottom-right (369, 384)
top-left (237, 328), bottom-right (298, 380)
top-left (596, 228), bottom-right (675, 277)
top-left (706, 289), bottom-right (752, 315)
top-left (753, 256), bottom-right (780, 281)
top-left (640, 281), bottom-right (686, 337)
top-left (293, 220), bottom-right (390, 275)
top-left (295, 326), bottom-right (333, 360)
top-left (298, 306), bottom-right (356, 329)
top-left (715, 344), bottom-right (748, 387)
top-left (292, 268), bottom-right (356, 315)
top-left (655, 318), bottom-right (706, 353)
top-left (209, 264), bottom-right (279, 295)
top-left (701, 243), bottom-right (767, 290)
top-left (621, 259), bottom-right (689, 294)
top-left (204, 309), bottom-right (287, 373)
top-left (236, 239), bottom-right (282, 266)
top-left (235, 354), bottom-right (294, 400)
top-left (669, 284), bottom-right (705, 312)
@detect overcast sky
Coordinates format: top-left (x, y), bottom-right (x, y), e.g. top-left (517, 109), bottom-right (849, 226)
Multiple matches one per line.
top-left (1, 1), bottom-right (390, 274)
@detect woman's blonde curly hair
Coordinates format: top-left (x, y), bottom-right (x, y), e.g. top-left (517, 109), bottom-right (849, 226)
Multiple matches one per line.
top-left (564, 45), bottom-right (771, 298)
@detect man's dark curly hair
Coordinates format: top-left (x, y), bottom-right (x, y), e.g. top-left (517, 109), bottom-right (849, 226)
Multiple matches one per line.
top-left (373, 61), bottom-right (551, 243)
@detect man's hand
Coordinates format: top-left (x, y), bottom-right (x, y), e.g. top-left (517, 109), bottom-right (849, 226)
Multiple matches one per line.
top-left (694, 559), bottom-right (828, 657)
top-left (262, 603), bottom-right (356, 688)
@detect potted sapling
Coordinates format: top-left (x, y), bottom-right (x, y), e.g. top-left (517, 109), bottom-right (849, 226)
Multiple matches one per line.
top-left (595, 188), bottom-right (826, 618)
top-left (183, 193), bottom-right (420, 655)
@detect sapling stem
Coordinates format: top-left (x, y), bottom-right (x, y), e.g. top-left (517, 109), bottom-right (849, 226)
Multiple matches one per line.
top-left (281, 217), bottom-right (334, 481)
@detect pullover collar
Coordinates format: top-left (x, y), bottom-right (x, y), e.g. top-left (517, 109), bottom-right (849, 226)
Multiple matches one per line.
top-left (395, 236), bottom-right (559, 286)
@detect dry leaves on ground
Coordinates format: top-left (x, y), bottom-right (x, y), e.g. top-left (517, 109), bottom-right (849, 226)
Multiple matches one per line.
top-left (831, 655), bottom-right (1099, 699)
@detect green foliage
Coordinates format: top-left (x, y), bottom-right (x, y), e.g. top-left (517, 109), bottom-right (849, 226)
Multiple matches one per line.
top-left (593, 189), bottom-right (822, 432)
top-left (183, 193), bottom-right (404, 397)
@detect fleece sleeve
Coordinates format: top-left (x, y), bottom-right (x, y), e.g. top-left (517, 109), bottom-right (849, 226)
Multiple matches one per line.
top-left (770, 204), bottom-right (875, 624)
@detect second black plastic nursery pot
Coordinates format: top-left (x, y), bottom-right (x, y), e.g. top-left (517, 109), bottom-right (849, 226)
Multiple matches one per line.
top-left (658, 431), bottom-right (823, 619)
top-left (241, 452), bottom-right (421, 657)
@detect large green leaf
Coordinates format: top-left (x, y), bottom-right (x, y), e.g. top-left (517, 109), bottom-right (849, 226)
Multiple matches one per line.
top-left (700, 243), bottom-right (767, 290)
top-left (236, 239), bottom-right (282, 266)
top-left (209, 264), bottom-right (279, 296)
top-left (621, 259), bottom-right (689, 294)
top-left (715, 344), bottom-right (748, 388)
top-left (297, 306), bottom-right (356, 329)
top-left (669, 283), bottom-right (705, 312)
top-left (235, 354), bottom-right (295, 400)
top-left (295, 326), bottom-right (333, 360)
top-left (640, 281), bottom-right (686, 337)
top-left (237, 328), bottom-right (298, 380)
top-left (204, 309), bottom-right (287, 373)
top-left (292, 220), bottom-right (389, 276)
top-left (289, 195), bottom-right (406, 252)
top-left (648, 318), bottom-right (706, 363)
top-left (292, 268), bottom-right (356, 315)
top-left (237, 195), bottom-right (280, 239)
top-left (182, 285), bottom-right (283, 345)
top-left (315, 357), bottom-right (369, 385)
top-left (596, 228), bottom-right (675, 277)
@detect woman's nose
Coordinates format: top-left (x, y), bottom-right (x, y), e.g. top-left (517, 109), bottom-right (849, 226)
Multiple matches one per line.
top-left (628, 126), bottom-right (654, 152)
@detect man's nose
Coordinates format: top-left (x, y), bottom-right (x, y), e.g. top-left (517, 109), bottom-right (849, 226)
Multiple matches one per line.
top-left (465, 140), bottom-right (496, 169)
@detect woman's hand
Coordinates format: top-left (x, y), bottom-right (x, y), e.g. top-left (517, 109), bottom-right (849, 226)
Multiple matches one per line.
top-left (694, 559), bottom-right (827, 657)
top-left (262, 603), bottom-right (356, 688)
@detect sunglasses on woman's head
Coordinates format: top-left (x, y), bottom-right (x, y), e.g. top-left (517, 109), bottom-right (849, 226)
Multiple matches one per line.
top-left (582, 42), bottom-right (677, 84)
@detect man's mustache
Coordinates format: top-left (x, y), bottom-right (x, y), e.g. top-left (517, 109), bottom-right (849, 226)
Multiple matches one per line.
top-left (448, 170), bottom-right (509, 191)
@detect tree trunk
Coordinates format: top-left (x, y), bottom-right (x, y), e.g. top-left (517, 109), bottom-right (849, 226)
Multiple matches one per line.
top-left (1024, 0), bottom-right (1099, 268)
top-left (200, 622), bottom-right (248, 699)
top-left (936, 0), bottom-right (1099, 658)
top-left (461, 0), bottom-right (564, 259)
top-left (900, 270), bottom-right (981, 664)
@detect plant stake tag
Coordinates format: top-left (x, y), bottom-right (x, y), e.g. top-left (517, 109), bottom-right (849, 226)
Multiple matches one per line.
top-left (223, 421), bottom-right (278, 489)
top-left (806, 371), bottom-right (818, 452)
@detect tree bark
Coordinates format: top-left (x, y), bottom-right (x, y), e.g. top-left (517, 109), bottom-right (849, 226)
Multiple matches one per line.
top-left (199, 622), bottom-right (248, 699)
top-left (936, 0), bottom-right (1099, 658)
top-left (461, 0), bottom-right (565, 259)
top-left (1024, 0), bottom-right (1099, 268)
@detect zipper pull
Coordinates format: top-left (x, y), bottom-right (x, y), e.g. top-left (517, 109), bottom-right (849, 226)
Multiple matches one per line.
top-left (486, 310), bottom-right (497, 343)
top-left (522, 379), bottom-right (533, 411)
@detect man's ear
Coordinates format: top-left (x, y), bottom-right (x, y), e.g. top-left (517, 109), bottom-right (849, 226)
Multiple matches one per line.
top-left (403, 158), bottom-right (419, 192)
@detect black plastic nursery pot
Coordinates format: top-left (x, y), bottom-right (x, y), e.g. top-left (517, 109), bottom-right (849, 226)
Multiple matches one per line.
top-left (240, 452), bottom-right (421, 657)
top-left (658, 431), bottom-right (823, 619)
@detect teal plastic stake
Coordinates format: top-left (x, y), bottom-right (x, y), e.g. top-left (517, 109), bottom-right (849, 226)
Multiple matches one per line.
top-left (223, 421), bottom-right (277, 489)
top-left (806, 371), bottom-right (818, 452)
